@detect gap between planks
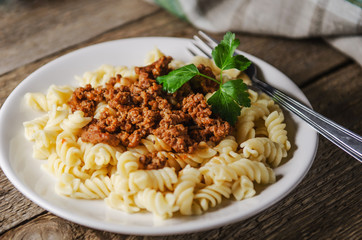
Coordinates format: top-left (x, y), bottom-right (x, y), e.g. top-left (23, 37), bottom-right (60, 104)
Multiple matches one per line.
top-left (0, 210), bottom-right (48, 238)
top-left (299, 59), bottom-right (354, 89)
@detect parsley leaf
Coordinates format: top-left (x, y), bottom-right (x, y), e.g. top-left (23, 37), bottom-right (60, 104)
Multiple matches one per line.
top-left (222, 54), bottom-right (252, 72)
top-left (156, 64), bottom-right (199, 93)
top-left (220, 79), bottom-right (251, 107)
top-left (207, 79), bottom-right (250, 125)
top-left (212, 32), bottom-right (239, 69)
top-left (212, 32), bottom-right (251, 71)
top-left (207, 89), bottom-right (241, 125)
top-left (220, 32), bottom-right (239, 55)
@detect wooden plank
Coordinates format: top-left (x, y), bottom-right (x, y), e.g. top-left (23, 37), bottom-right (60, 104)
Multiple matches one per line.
top-left (1, 61), bottom-right (360, 239)
top-left (232, 34), bottom-right (350, 86)
top-left (303, 63), bottom-right (362, 133)
top-left (0, 170), bottom-right (45, 233)
top-left (0, 0), bottom-right (160, 75)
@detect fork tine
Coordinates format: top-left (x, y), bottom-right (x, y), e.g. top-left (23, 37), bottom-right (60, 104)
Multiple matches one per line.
top-left (192, 37), bottom-right (213, 58)
top-left (198, 31), bottom-right (218, 48)
top-left (187, 47), bottom-right (198, 57)
top-left (189, 31), bottom-right (221, 58)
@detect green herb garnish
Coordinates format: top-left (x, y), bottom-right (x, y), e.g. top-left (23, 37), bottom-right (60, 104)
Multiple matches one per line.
top-left (156, 32), bottom-right (251, 125)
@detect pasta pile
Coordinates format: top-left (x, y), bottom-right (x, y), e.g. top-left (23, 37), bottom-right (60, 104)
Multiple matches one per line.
top-left (23, 49), bottom-right (290, 219)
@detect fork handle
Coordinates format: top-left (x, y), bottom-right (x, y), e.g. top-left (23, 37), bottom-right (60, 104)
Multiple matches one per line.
top-left (253, 77), bottom-right (362, 162)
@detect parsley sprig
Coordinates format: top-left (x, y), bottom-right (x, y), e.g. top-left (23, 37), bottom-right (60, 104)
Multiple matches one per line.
top-left (156, 32), bottom-right (251, 125)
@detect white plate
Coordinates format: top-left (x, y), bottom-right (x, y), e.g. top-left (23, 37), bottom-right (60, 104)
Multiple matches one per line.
top-left (0, 37), bottom-right (318, 235)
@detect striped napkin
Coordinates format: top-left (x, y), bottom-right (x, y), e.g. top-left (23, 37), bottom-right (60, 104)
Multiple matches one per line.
top-left (153, 0), bottom-right (362, 65)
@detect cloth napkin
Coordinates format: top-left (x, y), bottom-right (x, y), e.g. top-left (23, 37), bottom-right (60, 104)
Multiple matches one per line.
top-left (152, 0), bottom-right (362, 66)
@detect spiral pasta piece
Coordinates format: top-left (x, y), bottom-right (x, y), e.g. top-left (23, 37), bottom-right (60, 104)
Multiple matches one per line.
top-left (115, 151), bottom-right (140, 177)
top-left (141, 135), bottom-right (172, 152)
top-left (240, 137), bottom-right (287, 167)
top-left (229, 158), bottom-right (276, 184)
top-left (23, 114), bottom-right (49, 141)
top-left (60, 111), bottom-right (92, 135)
top-left (159, 151), bottom-right (188, 171)
top-left (134, 188), bottom-right (177, 219)
top-left (46, 85), bottom-right (74, 107)
top-left (231, 176), bottom-right (256, 200)
top-left (202, 156), bottom-right (275, 185)
top-left (264, 111), bottom-right (291, 151)
top-left (192, 182), bottom-right (232, 214)
top-left (110, 172), bottom-right (130, 194)
top-left (173, 142), bottom-right (217, 168)
top-left (213, 136), bottom-right (238, 154)
top-left (42, 153), bottom-right (71, 177)
top-left (42, 153), bottom-right (91, 180)
top-left (44, 104), bottom-right (71, 133)
top-left (105, 192), bottom-right (140, 213)
top-left (127, 144), bottom-right (150, 155)
top-left (31, 129), bottom-right (58, 159)
top-left (203, 150), bottom-right (242, 167)
top-left (200, 151), bottom-right (244, 184)
top-left (200, 163), bottom-right (238, 184)
top-left (56, 173), bottom-right (113, 199)
top-left (173, 166), bottom-right (201, 215)
top-left (75, 64), bottom-right (126, 87)
top-left (129, 167), bottom-right (178, 192)
top-left (248, 89), bottom-right (259, 103)
top-left (56, 131), bottom-right (82, 167)
top-left (235, 102), bottom-right (270, 144)
top-left (81, 141), bottom-right (118, 170)
top-left (144, 47), bottom-right (165, 65)
top-left (25, 92), bottom-right (49, 111)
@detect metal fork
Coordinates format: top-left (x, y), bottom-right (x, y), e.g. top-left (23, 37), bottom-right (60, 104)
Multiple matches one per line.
top-left (189, 31), bottom-right (362, 162)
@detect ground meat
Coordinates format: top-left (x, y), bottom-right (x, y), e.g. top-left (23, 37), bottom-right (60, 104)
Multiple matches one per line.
top-left (190, 64), bottom-right (219, 94)
top-left (153, 123), bottom-right (197, 153)
top-left (182, 93), bottom-right (231, 142)
top-left (68, 84), bottom-right (103, 117)
top-left (167, 82), bottom-right (194, 109)
top-left (81, 119), bottom-right (121, 146)
top-left (139, 152), bottom-right (167, 170)
top-left (135, 56), bottom-right (173, 80)
top-left (69, 56), bottom-right (231, 169)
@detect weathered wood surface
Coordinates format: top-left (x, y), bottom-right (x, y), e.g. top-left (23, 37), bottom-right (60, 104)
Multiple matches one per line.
top-left (0, 1), bottom-right (361, 239)
top-left (0, 0), bottom-right (159, 75)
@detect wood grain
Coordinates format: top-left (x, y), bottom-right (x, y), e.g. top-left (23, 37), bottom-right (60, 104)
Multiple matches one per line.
top-left (0, 2), bottom-right (361, 239)
top-left (0, 170), bottom-right (46, 233)
top-left (0, 0), bottom-right (159, 75)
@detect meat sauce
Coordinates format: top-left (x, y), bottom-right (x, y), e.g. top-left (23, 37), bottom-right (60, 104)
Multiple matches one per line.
top-left (68, 56), bottom-right (231, 168)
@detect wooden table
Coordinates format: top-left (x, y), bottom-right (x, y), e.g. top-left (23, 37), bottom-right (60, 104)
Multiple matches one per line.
top-left (1, 1), bottom-right (361, 239)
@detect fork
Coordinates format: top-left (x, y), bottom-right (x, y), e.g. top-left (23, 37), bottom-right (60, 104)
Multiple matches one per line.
top-left (189, 31), bottom-right (362, 162)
